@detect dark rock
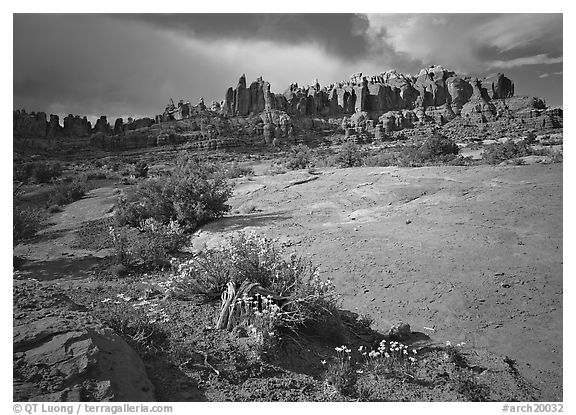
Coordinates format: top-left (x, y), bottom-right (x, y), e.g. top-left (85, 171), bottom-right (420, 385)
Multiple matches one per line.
top-left (93, 116), bottom-right (112, 135)
top-left (13, 110), bottom-right (47, 138)
top-left (47, 114), bottom-right (62, 138)
top-left (113, 118), bottom-right (124, 135)
top-left (63, 114), bottom-right (91, 137)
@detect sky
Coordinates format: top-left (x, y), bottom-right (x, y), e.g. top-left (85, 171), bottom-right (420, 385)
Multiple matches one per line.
top-left (13, 13), bottom-right (563, 124)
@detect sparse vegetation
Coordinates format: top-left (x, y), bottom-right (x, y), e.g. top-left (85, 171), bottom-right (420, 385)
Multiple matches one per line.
top-left (111, 218), bottom-right (188, 270)
top-left (13, 205), bottom-right (46, 244)
top-left (224, 161), bottom-right (254, 178)
top-left (14, 160), bottom-right (62, 184)
top-left (114, 156), bottom-right (232, 231)
top-left (94, 300), bottom-right (170, 357)
top-left (169, 232), bottom-right (340, 335)
top-left (48, 176), bottom-right (90, 206)
top-left (333, 141), bottom-right (365, 168)
top-left (133, 161), bottom-right (149, 178)
top-left (482, 140), bottom-right (530, 164)
top-left (284, 144), bottom-right (314, 170)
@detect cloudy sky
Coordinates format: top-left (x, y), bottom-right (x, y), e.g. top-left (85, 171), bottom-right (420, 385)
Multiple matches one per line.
top-left (13, 13), bottom-right (563, 123)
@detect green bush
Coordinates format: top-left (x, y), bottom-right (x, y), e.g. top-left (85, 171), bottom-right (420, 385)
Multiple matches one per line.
top-left (284, 144), bottom-right (314, 170)
top-left (115, 157), bottom-right (232, 232)
top-left (13, 205), bottom-right (46, 244)
top-left (48, 177), bottom-right (90, 206)
top-left (482, 140), bottom-right (530, 164)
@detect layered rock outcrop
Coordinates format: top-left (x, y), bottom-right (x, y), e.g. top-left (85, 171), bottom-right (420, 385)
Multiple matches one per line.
top-left (13, 279), bottom-right (155, 402)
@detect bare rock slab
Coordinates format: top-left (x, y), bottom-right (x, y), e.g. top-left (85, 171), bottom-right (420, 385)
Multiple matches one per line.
top-left (13, 279), bottom-right (155, 402)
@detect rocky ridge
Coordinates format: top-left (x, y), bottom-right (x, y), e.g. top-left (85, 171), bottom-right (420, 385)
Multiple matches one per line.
top-left (13, 65), bottom-right (562, 151)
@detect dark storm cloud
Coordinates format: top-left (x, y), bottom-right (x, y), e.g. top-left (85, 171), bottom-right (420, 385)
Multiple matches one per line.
top-left (13, 13), bottom-right (564, 120)
top-left (114, 13), bottom-right (370, 60)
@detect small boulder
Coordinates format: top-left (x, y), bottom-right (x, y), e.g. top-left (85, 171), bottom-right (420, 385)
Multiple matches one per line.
top-left (387, 322), bottom-right (411, 341)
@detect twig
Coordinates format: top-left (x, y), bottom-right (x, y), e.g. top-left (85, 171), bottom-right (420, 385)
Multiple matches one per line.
top-left (192, 349), bottom-right (220, 376)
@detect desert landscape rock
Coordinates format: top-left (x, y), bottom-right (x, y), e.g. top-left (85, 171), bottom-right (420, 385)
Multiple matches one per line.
top-left (13, 279), bottom-right (155, 402)
top-left (13, 57), bottom-right (563, 402)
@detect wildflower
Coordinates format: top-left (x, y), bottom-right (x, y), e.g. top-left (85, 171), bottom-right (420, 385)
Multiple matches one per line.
top-left (409, 357), bottom-right (416, 363)
top-left (356, 369), bottom-right (364, 374)
top-left (446, 340), bottom-right (452, 347)
top-left (358, 345), bottom-right (364, 352)
top-left (321, 360), bottom-right (327, 365)
top-left (403, 349), bottom-right (408, 355)
top-left (101, 298), bottom-right (111, 303)
top-left (335, 346), bottom-right (344, 352)
top-left (412, 349), bottom-right (417, 354)
top-left (384, 353), bottom-right (390, 359)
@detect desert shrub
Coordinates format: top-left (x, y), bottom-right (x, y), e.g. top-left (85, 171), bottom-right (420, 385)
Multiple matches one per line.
top-left (48, 176), bottom-right (90, 206)
top-left (13, 205), bottom-right (46, 244)
top-left (418, 134), bottom-right (459, 159)
top-left (396, 134), bottom-right (459, 166)
top-left (169, 231), bottom-right (339, 330)
top-left (447, 155), bottom-right (476, 166)
top-left (224, 162), bottom-right (254, 178)
top-left (525, 131), bottom-right (537, 144)
top-left (85, 171), bottom-right (109, 180)
top-left (14, 161), bottom-right (62, 184)
top-left (133, 161), bottom-right (149, 178)
top-left (362, 150), bottom-right (398, 167)
top-left (334, 142), bottom-right (365, 168)
top-left (111, 218), bottom-right (188, 270)
top-left (482, 140), bottom-right (530, 164)
top-left (114, 157), bottom-right (232, 231)
top-left (284, 144), bottom-right (314, 170)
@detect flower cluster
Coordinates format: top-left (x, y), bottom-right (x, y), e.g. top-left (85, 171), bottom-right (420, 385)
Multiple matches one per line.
top-left (138, 218), bottom-right (183, 236)
top-left (235, 292), bottom-right (286, 346)
top-left (100, 292), bottom-right (170, 324)
top-left (357, 339), bottom-right (419, 379)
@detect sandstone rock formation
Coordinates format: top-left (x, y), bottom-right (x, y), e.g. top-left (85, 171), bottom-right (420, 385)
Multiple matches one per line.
top-left (63, 114), bottom-right (92, 137)
top-left (221, 66), bottom-right (518, 124)
top-left (13, 110), bottom-right (48, 138)
top-left (13, 279), bottom-right (155, 402)
top-left (93, 116), bottom-right (112, 135)
top-left (47, 114), bottom-right (62, 138)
